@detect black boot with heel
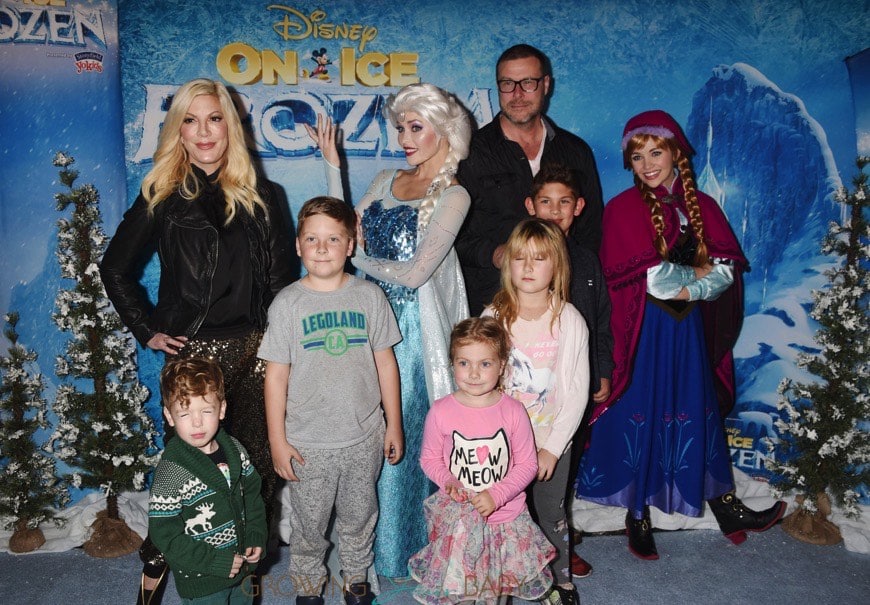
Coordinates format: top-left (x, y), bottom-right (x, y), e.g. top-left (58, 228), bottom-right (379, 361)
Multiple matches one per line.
top-left (135, 537), bottom-right (168, 605)
top-left (708, 492), bottom-right (787, 544)
top-left (625, 507), bottom-right (659, 560)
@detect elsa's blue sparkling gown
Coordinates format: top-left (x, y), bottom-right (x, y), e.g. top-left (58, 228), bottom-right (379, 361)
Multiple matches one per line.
top-left (361, 199), bottom-right (433, 578)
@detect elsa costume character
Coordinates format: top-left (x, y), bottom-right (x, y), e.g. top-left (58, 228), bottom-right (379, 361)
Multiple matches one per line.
top-left (312, 83), bottom-right (473, 578)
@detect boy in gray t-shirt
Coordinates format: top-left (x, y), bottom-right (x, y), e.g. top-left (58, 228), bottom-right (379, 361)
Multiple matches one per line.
top-left (259, 196), bottom-right (402, 605)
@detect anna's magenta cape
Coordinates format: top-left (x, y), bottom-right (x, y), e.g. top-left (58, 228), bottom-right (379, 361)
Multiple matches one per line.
top-left (590, 180), bottom-right (747, 424)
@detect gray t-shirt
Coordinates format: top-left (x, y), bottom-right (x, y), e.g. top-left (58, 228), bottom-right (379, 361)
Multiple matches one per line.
top-left (257, 275), bottom-right (401, 449)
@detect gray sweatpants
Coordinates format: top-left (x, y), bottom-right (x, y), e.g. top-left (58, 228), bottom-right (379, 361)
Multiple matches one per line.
top-left (287, 425), bottom-right (385, 596)
top-left (529, 446), bottom-right (573, 587)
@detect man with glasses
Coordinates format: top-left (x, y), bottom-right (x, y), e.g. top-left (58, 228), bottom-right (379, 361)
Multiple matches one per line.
top-left (457, 44), bottom-right (603, 317)
top-left (456, 47), bottom-right (601, 601)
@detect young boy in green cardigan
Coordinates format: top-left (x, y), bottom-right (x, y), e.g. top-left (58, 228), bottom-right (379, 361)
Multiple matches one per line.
top-left (148, 357), bottom-right (267, 604)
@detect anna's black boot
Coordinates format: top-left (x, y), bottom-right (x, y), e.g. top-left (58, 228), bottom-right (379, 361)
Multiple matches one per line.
top-left (625, 507), bottom-right (658, 560)
top-left (708, 492), bottom-right (787, 544)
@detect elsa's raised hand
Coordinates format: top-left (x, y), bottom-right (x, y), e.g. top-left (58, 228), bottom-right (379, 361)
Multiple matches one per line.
top-left (304, 114), bottom-right (340, 167)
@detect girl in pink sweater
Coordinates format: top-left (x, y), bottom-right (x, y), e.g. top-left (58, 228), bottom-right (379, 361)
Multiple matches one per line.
top-left (409, 317), bottom-right (554, 605)
top-left (484, 219), bottom-right (590, 605)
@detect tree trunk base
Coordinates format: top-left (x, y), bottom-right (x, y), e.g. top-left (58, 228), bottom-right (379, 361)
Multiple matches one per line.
top-left (8, 521), bottom-right (46, 553)
top-left (781, 507), bottom-right (842, 545)
top-left (82, 509), bottom-right (143, 558)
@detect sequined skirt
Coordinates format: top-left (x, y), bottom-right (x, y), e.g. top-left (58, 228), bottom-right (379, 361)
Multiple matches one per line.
top-left (179, 330), bottom-right (277, 521)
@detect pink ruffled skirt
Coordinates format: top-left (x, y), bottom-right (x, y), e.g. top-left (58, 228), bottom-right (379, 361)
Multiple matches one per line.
top-left (408, 491), bottom-right (555, 605)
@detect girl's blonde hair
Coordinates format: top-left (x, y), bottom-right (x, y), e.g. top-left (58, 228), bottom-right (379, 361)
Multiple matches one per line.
top-left (624, 133), bottom-right (710, 267)
top-left (491, 219), bottom-right (570, 333)
top-left (384, 83), bottom-right (471, 234)
top-left (141, 78), bottom-right (265, 223)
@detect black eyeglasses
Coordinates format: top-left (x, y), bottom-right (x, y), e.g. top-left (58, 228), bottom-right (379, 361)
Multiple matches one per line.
top-left (497, 77), bottom-right (545, 93)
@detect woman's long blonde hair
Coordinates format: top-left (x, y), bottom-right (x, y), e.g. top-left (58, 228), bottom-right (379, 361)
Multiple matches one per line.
top-left (490, 219), bottom-right (570, 334)
top-left (384, 83), bottom-right (471, 233)
top-left (624, 133), bottom-right (710, 267)
top-left (141, 78), bottom-right (264, 222)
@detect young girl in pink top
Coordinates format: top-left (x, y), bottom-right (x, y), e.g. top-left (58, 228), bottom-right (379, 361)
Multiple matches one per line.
top-left (484, 219), bottom-right (589, 605)
top-left (409, 317), bottom-right (555, 605)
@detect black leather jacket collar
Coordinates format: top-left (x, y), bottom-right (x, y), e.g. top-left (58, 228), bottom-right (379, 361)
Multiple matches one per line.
top-left (100, 166), bottom-right (293, 345)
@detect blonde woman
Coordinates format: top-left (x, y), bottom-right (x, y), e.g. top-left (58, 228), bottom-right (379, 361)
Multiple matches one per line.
top-left (308, 82), bottom-right (472, 578)
top-left (100, 78), bottom-right (293, 604)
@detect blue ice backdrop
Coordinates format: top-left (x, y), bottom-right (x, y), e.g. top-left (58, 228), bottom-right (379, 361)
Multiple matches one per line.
top-left (1, 0), bottom-right (867, 501)
top-left (1, 0), bottom-right (127, 502)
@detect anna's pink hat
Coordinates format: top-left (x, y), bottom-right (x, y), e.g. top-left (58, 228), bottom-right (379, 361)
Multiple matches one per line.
top-left (621, 110), bottom-right (694, 168)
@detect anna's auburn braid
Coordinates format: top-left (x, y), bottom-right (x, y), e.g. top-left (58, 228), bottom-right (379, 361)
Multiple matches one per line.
top-left (676, 154), bottom-right (710, 267)
top-left (635, 174), bottom-right (669, 259)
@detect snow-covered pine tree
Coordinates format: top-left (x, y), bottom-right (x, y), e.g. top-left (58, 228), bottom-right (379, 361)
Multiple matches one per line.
top-left (48, 152), bottom-right (159, 557)
top-left (772, 157), bottom-right (870, 544)
top-left (0, 312), bottom-right (69, 552)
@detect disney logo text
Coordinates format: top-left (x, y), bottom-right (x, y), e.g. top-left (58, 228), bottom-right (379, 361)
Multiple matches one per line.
top-left (268, 6), bottom-right (377, 52)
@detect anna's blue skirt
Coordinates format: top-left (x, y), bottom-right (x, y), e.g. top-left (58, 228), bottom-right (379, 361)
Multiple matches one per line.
top-left (576, 299), bottom-right (733, 518)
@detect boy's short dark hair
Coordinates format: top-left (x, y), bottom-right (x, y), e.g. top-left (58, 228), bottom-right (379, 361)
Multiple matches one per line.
top-left (449, 317), bottom-right (511, 365)
top-left (160, 357), bottom-right (225, 409)
top-left (297, 196), bottom-right (356, 240)
top-left (531, 162), bottom-right (583, 200)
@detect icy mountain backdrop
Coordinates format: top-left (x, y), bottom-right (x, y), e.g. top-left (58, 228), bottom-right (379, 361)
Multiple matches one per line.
top-left (688, 63), bottom-right (841, 292)
top-left (686, 63), bottom-right (848, 484)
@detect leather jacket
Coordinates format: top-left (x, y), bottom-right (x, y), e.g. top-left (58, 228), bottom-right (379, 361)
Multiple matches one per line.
top-left (100, 166), bottom-right (294, 346)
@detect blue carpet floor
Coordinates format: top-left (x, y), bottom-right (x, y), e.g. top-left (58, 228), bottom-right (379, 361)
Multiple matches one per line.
top-left (2, 525), bottom-right (868, 604)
